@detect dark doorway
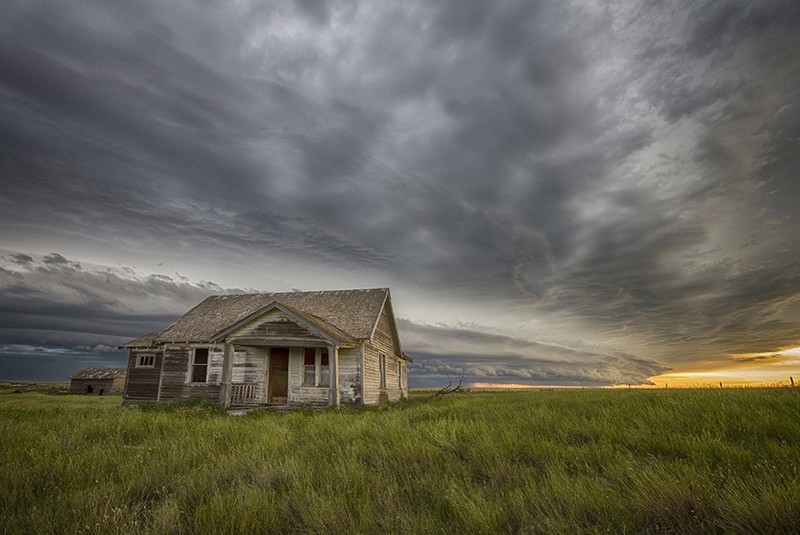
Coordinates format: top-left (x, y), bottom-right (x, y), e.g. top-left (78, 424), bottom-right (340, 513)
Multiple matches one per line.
top-left (268, 348), bottom-right (289, 404)
top-left (86, 385), bottom-right (94, 394)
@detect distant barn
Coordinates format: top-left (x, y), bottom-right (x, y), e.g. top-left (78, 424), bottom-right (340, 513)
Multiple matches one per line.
top-left (69, 368), bottom-right (126, 395)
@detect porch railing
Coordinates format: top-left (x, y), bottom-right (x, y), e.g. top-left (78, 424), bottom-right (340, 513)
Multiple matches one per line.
top-left (231, 382), bottom-right (260, 405)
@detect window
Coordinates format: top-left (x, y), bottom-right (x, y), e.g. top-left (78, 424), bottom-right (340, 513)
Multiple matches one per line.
top-left (379, 354), bottom-right (387, 389)
top-left (303, 348), bottom-right (316, 386)
top-left (398, 360), bottom-right (403, 388)
top-left (303, 348), bottom-right (330, 387)
top-left (319, 349), bottom-right (330, 387)
top-left (136, 354), bottom-right (155, 368)
top-left (191, 348), bottom-right (209, 383)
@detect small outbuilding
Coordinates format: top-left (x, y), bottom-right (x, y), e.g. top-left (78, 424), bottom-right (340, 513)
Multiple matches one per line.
top-left (69, 367), bottom-right (127, 395)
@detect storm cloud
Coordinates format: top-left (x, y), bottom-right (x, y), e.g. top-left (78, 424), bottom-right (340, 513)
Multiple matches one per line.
top-left (0, 252), bottom-right (233, 347)
top-left (1, 0), bottom-right (799, 385)
top-left (400, 320), bottom-right (668, 387)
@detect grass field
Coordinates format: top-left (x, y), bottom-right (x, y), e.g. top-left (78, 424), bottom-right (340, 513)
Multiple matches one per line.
top-left (1, 385), bottom-right (799, 534)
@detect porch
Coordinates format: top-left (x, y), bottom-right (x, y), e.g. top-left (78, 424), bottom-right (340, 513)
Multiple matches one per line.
top-left (217, 342), bottom-right (341, 408)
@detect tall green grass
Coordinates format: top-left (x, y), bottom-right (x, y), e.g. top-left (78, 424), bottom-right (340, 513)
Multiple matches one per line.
top-left (1, 386), bottom-right (799, 533)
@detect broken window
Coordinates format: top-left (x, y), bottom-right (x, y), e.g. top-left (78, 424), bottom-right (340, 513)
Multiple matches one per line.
top-left (191, 348), bottom-right (209, 383)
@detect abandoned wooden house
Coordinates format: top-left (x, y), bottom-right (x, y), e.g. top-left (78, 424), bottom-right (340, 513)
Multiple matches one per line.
top-left (120, 288), bottom-right (410, 408)
top-left (69, 367), bottom-right (126, 395)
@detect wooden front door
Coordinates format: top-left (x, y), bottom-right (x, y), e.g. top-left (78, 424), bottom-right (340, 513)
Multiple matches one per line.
top-left (268, 348), bottom-right (289, 404)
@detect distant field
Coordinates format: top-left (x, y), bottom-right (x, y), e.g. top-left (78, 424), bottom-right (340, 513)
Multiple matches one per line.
top-left (1, 385), bottom-right (799, 534)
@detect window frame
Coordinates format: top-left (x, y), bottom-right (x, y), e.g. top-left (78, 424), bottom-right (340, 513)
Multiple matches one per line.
top-left (379, 353), bottom-right (387, 390)
top-left (303, 348), bottom-right (316, 386)
top-left (319, 349), bottom-right (330, 387)
top-left (136, 353), bottom-right (155, 368)
top-left (189, 347), bottom-right (210, 384)
top-left (302, 347), bottom-right (331, 387)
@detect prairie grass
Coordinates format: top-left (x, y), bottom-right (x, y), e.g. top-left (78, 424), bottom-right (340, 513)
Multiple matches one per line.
top-left (1, 385), bottom-right (799, 533)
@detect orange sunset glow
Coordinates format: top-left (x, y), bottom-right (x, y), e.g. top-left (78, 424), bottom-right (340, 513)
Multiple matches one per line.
top-left (648, 347), bottom-right (800, 387)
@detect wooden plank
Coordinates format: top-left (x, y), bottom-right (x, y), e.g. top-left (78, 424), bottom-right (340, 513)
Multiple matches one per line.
top-left (125, 350), bottom-right (162, 401)
top-left (329, 345), bottom-right (340, 407)
top-left (235, 347), bottom-right (266, 402)
top-left (337, 347), bottom-right (361, 405)
top-left (156, 348), bottom-right (165, 401)
top-left (160, 348), bottom-right (189, 399)
top-left (219, 343), bottom-right (234, 407)
top-left (360, 344), bottom-right (366, 405)
top-left (223, 307), bottom-right (336, 345)
top-left (363, 302), bottom-right (407, 403)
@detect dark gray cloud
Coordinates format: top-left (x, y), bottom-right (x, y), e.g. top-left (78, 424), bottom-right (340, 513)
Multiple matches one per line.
top-left (0, 252), bottom-right (238, 348)
top-left (1, 0), bottom-right (799, 384)
top-left (10, 254), bottom-right (33, 265)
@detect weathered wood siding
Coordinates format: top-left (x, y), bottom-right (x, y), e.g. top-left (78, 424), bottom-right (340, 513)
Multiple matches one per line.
top-left (363, 344), bottom-right (379, 405)
top-left (69, 378), bottom-right (123, 395)
top-left (230, 346), bottom-right (266, 403)
top-left (287, 347), bottom-right (327, 407)
top-left (130, 343), bottom-right (358, 407)
top-left (124, 349), bottom-right (162, 401)
top-left (338, 347), bottom-right (362, 405)
top-left (228, 309), bottom-right (327, 342)
top-left (206, 348), bottom-right (225, 384)
top-left (157, 347), bottom-right (189, 401)
top-left (281, 346), bottom-right (362, 407)
top-left (155, 345), bottom-right (222, 403)
top-left (362, 300), bottom-right (407, 404)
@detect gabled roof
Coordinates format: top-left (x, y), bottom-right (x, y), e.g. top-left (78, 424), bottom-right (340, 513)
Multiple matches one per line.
top-left (122, 288), bottom-right (390, 346)
top-left (70, 367), bottom-right (126, 380)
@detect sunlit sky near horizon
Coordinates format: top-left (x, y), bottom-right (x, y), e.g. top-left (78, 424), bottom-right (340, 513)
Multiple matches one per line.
top-left (1, 0), bottom-right (800, 388)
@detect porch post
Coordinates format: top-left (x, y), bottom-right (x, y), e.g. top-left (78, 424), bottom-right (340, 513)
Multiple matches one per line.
top-left (329, 345), bottom-right (340, 408)
top-left (219, 342), bottom-right (234, 408)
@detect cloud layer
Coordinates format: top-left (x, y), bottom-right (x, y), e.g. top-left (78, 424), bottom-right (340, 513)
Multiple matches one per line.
top-left (400, 320), bottom-right (668, 387)
top-left (1, 1), bottom-right (799, 384)
top-left (0, 252), bottom-right (230, 347)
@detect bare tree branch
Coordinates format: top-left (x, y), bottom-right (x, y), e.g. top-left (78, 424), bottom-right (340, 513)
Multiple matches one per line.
top-left (433, 374), bottom-right (469, 398)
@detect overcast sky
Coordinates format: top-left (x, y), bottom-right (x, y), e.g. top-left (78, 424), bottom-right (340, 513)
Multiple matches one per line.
top-left (1, 0), bottom-right (799, 387)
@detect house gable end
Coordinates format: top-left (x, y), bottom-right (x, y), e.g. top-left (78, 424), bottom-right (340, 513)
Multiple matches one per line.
top-left (213, 303), bottom-right (342, 346)
top-left (369, 292), bottom-right (403, 356)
